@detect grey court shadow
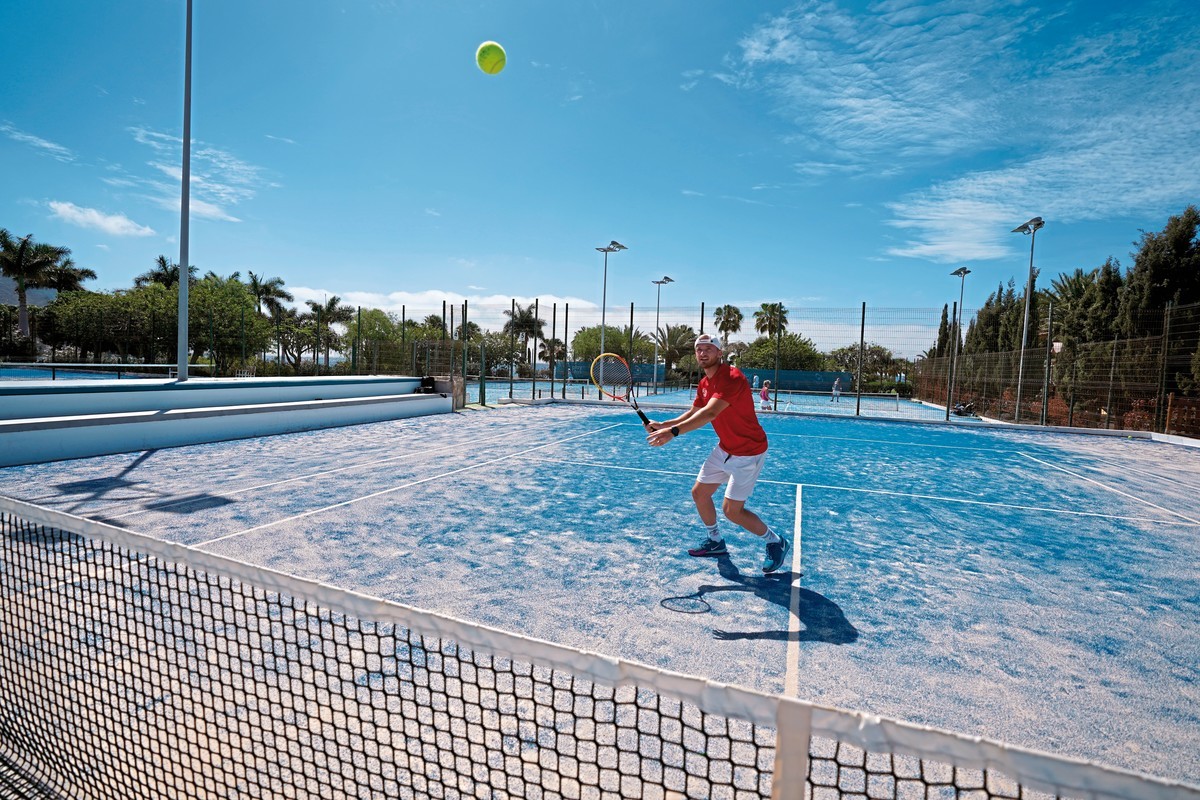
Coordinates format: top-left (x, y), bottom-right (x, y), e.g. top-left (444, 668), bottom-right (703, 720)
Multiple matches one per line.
top-left (661, 556), bottom-right (858, 645)
top-left (54, 450), bottom-right (162, 512)
top-left (131, 493), bottom-right (235, 515)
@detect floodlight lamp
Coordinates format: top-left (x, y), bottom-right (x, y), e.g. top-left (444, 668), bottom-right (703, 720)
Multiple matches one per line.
top-left (1012, 216), bottom-right (1044, 235)
top-left (951, 267), bottom-right (971, 278)
top-left (610, 240), bottom-right (627, 251)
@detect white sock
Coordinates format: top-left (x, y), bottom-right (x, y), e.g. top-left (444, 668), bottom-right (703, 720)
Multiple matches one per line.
top-left (706, 524), bottom-right (721, 541)
top-left (764, 528), bottom-right (781, 544)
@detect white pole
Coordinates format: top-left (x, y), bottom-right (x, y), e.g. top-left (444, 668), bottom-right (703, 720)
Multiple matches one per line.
top-left (175, 0), bottom-right (193, 380)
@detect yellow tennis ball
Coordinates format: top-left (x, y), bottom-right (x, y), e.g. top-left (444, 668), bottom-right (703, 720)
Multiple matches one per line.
top-left (476, 41), bottom-right (506, 75)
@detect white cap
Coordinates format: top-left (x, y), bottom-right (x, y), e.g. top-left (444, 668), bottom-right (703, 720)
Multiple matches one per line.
top-left (694, 333), bottom-right (722, 350)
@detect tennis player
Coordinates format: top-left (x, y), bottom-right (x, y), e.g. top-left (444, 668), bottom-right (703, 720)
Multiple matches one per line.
top-left (645, 333), bottom-right (790, 574)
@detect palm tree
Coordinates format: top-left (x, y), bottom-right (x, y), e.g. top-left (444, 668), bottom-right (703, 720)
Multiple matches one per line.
top-left (31, 258), bottom-right (97, 293)
top-left (656, 323), bottom-right (697, 374)
top-left (713, 305), bottom-right (744, 342)
top-left (306, 295), bottom-right (355, 370)
top-left (246, 271), bottom-right (293, 317)
top-left (134, 255), bottom-right (197, 288)
top-left (503, 302), bottom-right (545, 359)
top-left (456, 321), bottom-right (482, 341)
top-left (753, 302), bottom-right (789, 338)
top-left (538, 337), bottom-right (566, 376)
top-left (0, 229), bottom-right (72, 337)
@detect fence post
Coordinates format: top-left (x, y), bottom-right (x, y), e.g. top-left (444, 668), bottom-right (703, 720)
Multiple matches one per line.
top-left (1166, 392), bottom-right (1174, 435)
top-left (462, 300), bottom-right (469, 386)
top-left (353, 307), bottom-right (360, 374)
top-left (700, 302), bottom-right (705, 334)
top-left (563, 303), bottom-right (570, 398)
top-left (1156, 302), bottom-right (1172, 433)
top-left (509, 298), bottom-right (515, 399)
top-left (479, 342), bottom-right (487, 406)
top-left (856, 302), bottom-right (866, 417)
top-left (772, 306), bottom-right (782, 410)
top-left (550, 302), bottom-right (557, 398)
top-left (533, 298), bottom-right (541, 401)
top-left (1068, 357), bottom-right (1076, 427)
top-left (1041, 302), bottom-right (1053, 426)
top-left (1105, 337), bottom-right (1117, 429)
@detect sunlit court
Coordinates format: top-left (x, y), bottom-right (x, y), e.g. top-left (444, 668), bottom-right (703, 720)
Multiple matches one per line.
top-left (3, 403), bottom-right (1198, 797)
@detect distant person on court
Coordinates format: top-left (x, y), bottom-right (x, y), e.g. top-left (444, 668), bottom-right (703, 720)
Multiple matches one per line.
top-left (832, 377), bottom-right (842, 403)
top-left (645, 334), bottom-right (789, 574)
top-left (751, 374), bottom-right (759, 390)
top-left (760, 380), bottom-right (771, 411)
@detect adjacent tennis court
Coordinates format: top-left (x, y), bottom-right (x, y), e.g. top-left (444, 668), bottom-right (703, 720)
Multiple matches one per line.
top-left (1, 403), bottom-right (1198, 790)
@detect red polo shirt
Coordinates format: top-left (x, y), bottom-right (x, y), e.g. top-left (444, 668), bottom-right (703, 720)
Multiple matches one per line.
top-left (694, 364), bottom-right (768, 456)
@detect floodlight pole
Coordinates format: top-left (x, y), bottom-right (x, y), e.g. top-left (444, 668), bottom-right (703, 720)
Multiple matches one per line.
top-left (595, 241), bottom-right (627, 358)
top-left (948, 267), bottom-right (971, 415)
top-left (1012, 217), bottom-right (1044, 423)
top-left (652, 276), bottom-right (674, 393)
top-left (175, 0), bottom-right (193, 381)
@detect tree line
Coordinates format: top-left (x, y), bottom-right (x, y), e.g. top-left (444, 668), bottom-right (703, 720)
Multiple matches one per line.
top-left (927, 205), bottom-right (1200, 395)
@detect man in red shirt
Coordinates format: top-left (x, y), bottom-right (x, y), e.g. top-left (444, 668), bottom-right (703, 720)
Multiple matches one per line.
top-left (646, 334), bottom-right (790, 573)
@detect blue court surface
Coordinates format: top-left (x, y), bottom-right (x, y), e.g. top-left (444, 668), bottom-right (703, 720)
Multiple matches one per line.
top-left (2, 404), bottom-right (1198, 785)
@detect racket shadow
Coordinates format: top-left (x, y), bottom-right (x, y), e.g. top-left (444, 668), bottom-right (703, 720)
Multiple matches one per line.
top-left (665, 556), bottom-right (857, 645)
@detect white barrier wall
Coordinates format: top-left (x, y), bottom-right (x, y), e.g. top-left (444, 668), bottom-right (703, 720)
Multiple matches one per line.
top-left (0, 393), bottom-right (451, 467)
top-left (0, 376), bottom-right (423, 420)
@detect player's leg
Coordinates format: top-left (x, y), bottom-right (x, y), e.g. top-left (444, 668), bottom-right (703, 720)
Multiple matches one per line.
top-left (722, 454), bottom-right (790, 573)
top-left (688, 448), bottom-right (730, 557)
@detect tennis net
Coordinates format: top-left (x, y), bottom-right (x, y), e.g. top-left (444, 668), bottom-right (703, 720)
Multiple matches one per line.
top-left (2, 495), bottom-right (1196, 800)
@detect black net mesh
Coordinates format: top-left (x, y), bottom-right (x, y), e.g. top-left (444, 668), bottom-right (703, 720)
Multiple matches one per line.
top-left (1, 504), bottom-right (1189, 800)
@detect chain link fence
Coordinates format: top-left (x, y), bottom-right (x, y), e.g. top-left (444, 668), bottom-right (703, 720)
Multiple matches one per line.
top-left (5, 299), bottom-right (1197, 437)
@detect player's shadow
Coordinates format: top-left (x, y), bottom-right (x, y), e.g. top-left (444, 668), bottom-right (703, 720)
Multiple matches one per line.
top-left (662, 556), bottom-right (857, 645)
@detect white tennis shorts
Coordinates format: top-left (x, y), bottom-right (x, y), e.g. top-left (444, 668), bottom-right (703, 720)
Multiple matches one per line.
top-left (696, 446), bottom-right (767, 502)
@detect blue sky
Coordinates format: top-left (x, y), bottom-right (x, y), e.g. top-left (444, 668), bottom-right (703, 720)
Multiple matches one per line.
top-left (3, 0), bottom-right (1198, 319)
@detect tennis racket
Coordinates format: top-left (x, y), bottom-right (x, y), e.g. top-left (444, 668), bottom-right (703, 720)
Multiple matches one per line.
top-left (590, 352), bottom-right (651, 425)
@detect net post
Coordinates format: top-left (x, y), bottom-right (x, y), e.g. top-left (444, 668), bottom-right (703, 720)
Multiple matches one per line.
top-left (772, 699), bottom-right (811, 800)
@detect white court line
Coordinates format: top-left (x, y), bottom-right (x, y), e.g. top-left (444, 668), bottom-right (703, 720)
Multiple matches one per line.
top-left (541, 458), bottom-right (1198, 527)
top-left (1019, 452), bottom-right (1200, 525)
top-left (101, 427), bottom-right (534, 521)
top-left (785, 484), bottom-right (803, 698)
top-left (1086, 457), bottom-right (1200, 492)
top-left (197, 423), bottom-right (625, 547)
top-left (767, 430), bottom-right (1022, 454)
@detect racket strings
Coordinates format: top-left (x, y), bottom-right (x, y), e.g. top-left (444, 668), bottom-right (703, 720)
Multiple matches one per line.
top-left (591, 355), bottom-right (633, 399)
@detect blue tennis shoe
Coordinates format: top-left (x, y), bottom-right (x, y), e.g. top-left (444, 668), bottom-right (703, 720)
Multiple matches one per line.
top-left (762, 537), bottom-right (790, 574)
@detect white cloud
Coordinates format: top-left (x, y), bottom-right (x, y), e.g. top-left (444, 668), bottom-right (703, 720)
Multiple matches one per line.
top-left (129, 127), bottom-right (267, 223)
top-left (265, 134), bottom-right (298, 145)
top-left (732, 0), bottom-right (1200, 262)
top-left (48, 201), bottom-right (155, 236)
top-left (1, 123), bottom-right (74, 162)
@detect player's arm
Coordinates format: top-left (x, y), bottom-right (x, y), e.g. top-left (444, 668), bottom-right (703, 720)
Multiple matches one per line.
top-left (647, 397), bottom-right (729, 446)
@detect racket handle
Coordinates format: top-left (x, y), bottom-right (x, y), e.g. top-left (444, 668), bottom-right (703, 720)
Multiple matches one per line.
top-left (636, 408), bottom-right (651, 426)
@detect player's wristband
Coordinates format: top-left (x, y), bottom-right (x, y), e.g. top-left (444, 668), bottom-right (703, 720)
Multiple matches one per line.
top-left (670, 426), bottom-right (680, 437)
